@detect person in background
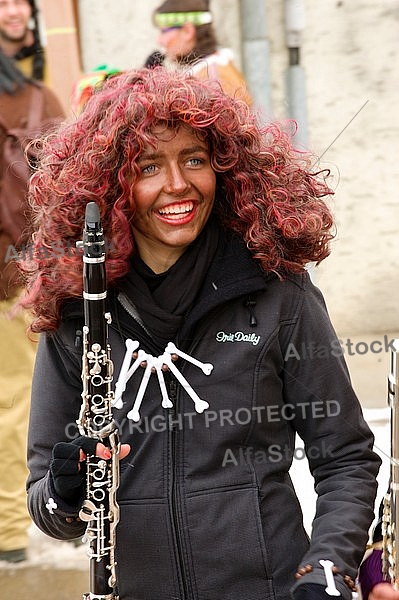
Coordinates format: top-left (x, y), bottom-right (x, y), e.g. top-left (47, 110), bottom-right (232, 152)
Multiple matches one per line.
top-left (0, 50), bottom-right (64, 563)
top-left (358, 498), bottom-right (399, 599)
top-left (21, 66), bottom-right (380, 599)
top-left (0, 0), bottom-right (45, 81)
top-left (367, 585), bottom-right (399, 599)
top-left (358, 548), bottom-right (399, 598)
top-left (151, 0), bottom-right (252, 105)
top-left (70, 64), bottom-right (122, 115)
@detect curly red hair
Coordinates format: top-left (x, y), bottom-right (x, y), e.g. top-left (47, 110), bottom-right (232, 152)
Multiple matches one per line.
top-left (20, 67), bottom-right (334, 332)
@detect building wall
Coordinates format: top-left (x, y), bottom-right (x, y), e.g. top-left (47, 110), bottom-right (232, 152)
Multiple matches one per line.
top-left (76, 0), bottom-right (399, 335)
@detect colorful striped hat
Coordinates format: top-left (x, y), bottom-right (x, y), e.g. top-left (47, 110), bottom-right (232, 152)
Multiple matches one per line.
top-left (153, 0), bottom-right (212, 28)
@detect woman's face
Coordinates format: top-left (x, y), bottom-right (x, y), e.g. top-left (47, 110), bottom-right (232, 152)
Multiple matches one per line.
top-left (157, 23), bottom-right (195, 62)
top-left (130, 125), bottom-right (216, 273)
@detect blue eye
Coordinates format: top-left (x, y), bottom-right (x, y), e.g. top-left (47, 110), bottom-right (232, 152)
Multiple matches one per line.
top-left (141, 164), bottom-right (156, 175)
top-left (187, 158), bottom-right (203, 167)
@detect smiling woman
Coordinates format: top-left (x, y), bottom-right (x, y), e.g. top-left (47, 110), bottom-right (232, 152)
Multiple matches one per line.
top-left (131, 125), bottom-right (216, 272)
top-left (21, 67), bottom-right (380, 600)
top-left (19, 67), bottom-right (334, 331)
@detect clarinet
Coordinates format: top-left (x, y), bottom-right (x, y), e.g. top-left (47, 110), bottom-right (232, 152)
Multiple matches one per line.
top-left (382, 338), bottom-right (399, 588)
top-left (77, 202), bottom-right (120, 600)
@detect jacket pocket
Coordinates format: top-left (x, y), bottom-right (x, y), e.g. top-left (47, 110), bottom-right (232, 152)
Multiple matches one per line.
top-left (185, 485), bottom-right (275, 600)
top-left (116, 500), bottom-right (180, 600)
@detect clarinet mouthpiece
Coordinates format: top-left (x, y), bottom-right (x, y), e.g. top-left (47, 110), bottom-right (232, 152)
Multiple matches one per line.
top-left (85, 201), bottom-right (101, 229)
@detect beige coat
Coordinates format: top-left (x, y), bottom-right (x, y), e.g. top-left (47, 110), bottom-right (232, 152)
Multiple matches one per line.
top-left (186, 48), bottom-right (252, 106)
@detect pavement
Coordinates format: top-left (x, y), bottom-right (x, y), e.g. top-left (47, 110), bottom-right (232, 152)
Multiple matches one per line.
top-left (1, 331), bottom-right (398, 599)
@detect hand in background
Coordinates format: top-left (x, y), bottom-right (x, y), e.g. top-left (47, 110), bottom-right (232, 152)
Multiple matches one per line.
top-left (370, 583), bottom-right (399, 599)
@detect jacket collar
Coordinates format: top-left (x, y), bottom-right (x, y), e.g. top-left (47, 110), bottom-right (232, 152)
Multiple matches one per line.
top-left (61, 231), bottom-right (272, 337)
top-left (178, 231), bottom-right (271, 338)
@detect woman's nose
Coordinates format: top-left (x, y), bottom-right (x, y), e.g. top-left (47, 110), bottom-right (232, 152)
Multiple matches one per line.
top-left (163, 165), bottom-right (190, 194)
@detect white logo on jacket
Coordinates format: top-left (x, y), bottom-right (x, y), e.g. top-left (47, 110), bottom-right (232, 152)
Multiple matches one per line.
top-left (216, 331), bottom-right (260, 346)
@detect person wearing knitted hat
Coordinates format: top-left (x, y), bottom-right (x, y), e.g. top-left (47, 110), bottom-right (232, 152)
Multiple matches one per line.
top-left (151, 0), bottom-right (252, 105)
top-left (0, 0), bottom-right (46, 81)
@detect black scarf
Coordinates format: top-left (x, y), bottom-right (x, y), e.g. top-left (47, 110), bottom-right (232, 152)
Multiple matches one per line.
top-left (119, 218), bottom-right (220, 347)
top-left (13, 43), bottom-right (44, 80)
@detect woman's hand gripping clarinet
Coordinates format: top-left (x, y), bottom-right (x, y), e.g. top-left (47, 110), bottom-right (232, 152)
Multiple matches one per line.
top-left (76, 202), bottom-right (124, 600)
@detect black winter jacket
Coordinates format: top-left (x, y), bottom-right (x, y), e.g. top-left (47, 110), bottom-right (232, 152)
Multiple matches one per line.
top-left (27, 235), bottom-right (381, 600)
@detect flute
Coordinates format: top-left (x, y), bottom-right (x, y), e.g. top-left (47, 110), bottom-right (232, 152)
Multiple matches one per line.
top-left (77, 202), bottom-right (120, 600)
top-left (382, 338), bottom-right (399, 588)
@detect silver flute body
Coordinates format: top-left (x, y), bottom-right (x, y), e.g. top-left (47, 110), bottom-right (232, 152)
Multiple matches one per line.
top-left (77, 202), bottom-right (120, 600)
top-left (382, 338), bottom-right (399, 588)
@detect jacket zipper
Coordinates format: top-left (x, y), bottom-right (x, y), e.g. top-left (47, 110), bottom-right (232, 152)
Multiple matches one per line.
top-left (116, 292), bottom-right (196, 597)
top-left (169, 377), bottom-right (193, 600)
top-left (117, 292), bottom-right (151, 336)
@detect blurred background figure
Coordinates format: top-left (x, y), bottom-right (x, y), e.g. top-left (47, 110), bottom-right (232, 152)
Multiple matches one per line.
top-left (151, 0), bottom-right (252, 105)
top-left (0, 49), bottom-right (64, 563)
top-left (70, 63), bottom-right (122, 115)
top-left (0, 0), bottom-right (45, 81)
